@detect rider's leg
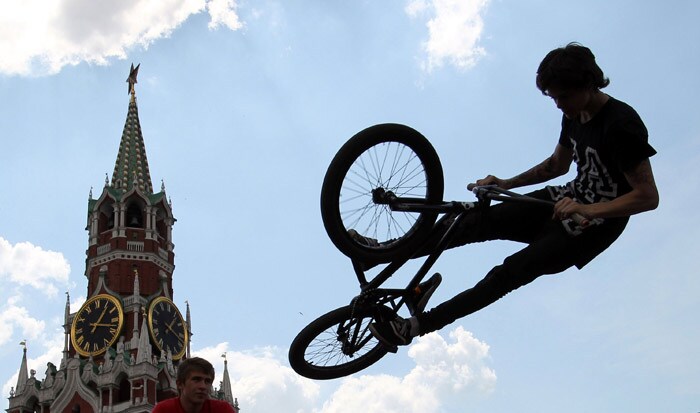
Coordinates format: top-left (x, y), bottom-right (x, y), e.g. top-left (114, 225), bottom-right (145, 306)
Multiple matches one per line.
top-left (370, 217), bottom-right (573, 346)
top-left (414, 217), bottom-right (625, 335)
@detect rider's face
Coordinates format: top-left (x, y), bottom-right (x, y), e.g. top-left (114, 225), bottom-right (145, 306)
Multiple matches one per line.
top-left (545, 87), bottom-right (594, 120)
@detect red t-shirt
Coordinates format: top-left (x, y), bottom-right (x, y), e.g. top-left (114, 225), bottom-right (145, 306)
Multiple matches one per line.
top-left (152, 397), bottom-right (235, 413)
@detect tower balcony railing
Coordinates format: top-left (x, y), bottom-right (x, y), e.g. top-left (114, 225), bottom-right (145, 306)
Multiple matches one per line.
top-left (97, 244), bottom-right (111, 256)
top-left (158, 247), bottom-right (168, 260)
top-left (127, 241), bottom-right (145, 252)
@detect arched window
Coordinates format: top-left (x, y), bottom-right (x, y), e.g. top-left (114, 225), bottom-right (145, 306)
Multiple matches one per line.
top-left (126, 203), bottom-right (143, 228)
top-left (97, 201), bottom-right (115, 233)
top-left (116, 376), bottom-right (131, 404)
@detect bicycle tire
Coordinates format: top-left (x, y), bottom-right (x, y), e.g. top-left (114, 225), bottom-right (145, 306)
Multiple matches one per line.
top-left (321, 123), bottom-right (444, 263)
top-left (289, 304), bottom-right (390, 380)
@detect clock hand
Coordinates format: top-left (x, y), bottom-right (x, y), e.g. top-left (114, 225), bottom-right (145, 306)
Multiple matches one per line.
top-left (165, 322), bottom-right (179, 335)
top-left (91, 305), bottom-right (109, 333)
top-left (163, 321), bottom-right (185, 344)
top-left (89, 322), bottom-right (117, 328)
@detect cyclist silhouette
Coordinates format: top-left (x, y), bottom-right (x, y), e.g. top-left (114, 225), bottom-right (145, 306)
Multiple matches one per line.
top-left (368, 42), bottom-right (659, 346)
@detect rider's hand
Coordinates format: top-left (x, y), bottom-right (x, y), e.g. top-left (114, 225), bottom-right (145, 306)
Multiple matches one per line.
top-left (553, 197), bottom-right (591, 226)
top-left (471, 175), bottom-right (508, 189)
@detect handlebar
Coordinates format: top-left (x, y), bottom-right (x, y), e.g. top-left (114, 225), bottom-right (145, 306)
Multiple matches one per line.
top-left (468, 184), bottom-right (590, 227)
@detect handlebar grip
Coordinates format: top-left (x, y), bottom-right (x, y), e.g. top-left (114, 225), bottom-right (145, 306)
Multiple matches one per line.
top-left (571, 213), bottom-right (590, 228)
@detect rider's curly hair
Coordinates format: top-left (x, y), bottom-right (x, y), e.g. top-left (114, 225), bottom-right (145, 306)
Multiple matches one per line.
top-left (536, 42), bottom-right (610, 94)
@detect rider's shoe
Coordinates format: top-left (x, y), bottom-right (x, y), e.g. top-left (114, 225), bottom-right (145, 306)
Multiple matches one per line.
top-left (348, 229), bottom-right (380, 247)
top-left (369, 315), bottom-right (414, 347)
top-left (407, 272), bottom-right (442, 315)
top-left (348, 229), bottom-right (384, 271)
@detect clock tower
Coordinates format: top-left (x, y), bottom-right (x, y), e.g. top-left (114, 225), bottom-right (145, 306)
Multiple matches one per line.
top-left (7, 65), bottom-right (239, 413)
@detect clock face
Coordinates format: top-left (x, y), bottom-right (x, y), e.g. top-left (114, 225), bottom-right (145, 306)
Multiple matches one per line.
top-left (148, 296), bottom-right (188, 360)
top-left (71, 294), bottom-right (124, 357)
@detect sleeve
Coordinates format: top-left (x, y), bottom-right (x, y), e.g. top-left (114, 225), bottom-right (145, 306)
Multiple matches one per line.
top-left (610, 117), bottom-right (656, 171)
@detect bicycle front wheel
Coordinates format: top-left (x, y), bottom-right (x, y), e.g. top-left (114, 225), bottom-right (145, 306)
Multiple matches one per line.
top-left (289, 304), bottom-right (390, 380)
top-left (321, 123), bottom-right (444, 263)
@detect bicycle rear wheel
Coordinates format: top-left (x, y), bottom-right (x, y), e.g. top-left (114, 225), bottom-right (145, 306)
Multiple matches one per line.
top-left (321, 123), bottom-right (444, 263)
top-left (289, 304), bottom-right (390, 380)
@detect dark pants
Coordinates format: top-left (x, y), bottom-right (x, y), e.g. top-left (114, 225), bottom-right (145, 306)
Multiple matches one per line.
top-left (415, 188), bottom-right (627, 335)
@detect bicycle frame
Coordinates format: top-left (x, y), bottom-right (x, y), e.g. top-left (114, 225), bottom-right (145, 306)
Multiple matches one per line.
top-left (348, 185), bottom-right (560, 317)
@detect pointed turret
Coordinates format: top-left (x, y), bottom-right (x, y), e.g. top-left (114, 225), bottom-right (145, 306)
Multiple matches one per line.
top-left (221, 354), bottom-right (234, 405)
top-left (63, 293), bottom-right (70, 365)
top-left (136, 310), bottom-right (153, 364)
top-left (186, 300), bottom-right (192, 358)
top-left (15, 342), bottom-right (29, 394)
top-left (111, 63), bottom-right (153, 194)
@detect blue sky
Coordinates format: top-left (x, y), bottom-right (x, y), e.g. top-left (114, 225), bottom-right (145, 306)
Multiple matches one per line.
top-left (1, 0), bottom-right (699, 412)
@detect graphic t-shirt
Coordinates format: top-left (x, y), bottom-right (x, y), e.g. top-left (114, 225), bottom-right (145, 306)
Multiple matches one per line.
top-left (547, 96), bottom-right (656, 234)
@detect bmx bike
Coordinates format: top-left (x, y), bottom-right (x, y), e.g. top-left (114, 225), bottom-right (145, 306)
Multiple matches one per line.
top-left (288, 123), bottom-right (585, 380)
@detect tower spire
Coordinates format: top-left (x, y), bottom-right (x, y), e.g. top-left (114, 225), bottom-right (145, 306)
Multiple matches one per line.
top-left (63, 293), bottom-right (70, 364)
top-left (15, 342), bottom-right (28, 394)
top-left (221, 353), bottom-right (234, 404)
top-left (111, 63), bottom-right (153, 194)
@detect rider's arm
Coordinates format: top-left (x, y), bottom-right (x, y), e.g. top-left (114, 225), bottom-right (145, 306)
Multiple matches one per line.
top-left (554, 158), bottom-right (659, 220)
top-left (477, 143), bottom-right (573, 189)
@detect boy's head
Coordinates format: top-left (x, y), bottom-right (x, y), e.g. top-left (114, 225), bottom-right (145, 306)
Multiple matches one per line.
top-left (176, 357), bottom-right (215, 406)
top-left (536, 43), bottom-right (609, 94)
top-left (176, 357), bottom-right (215, 386)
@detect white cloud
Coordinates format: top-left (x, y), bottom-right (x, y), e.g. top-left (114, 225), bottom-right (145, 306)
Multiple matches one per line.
top-left (321, 327), bottom-right (496, 412)
top-left (194, 343), bottom-right (320, 412)
top-left (406, 327), bottom-right (496, 396)
top-left (0, 237), bottom-right (70, 296)
top-left (193, 326), bottom-right (494, 412)
top-left (207, 0), bottom-right (244, 30)
top-left (0, 0), bottom-right (243, 76)
top-left (0, 298), bottom-right (47, 347)
top-left (406, 0), bottom-right (490, 73)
